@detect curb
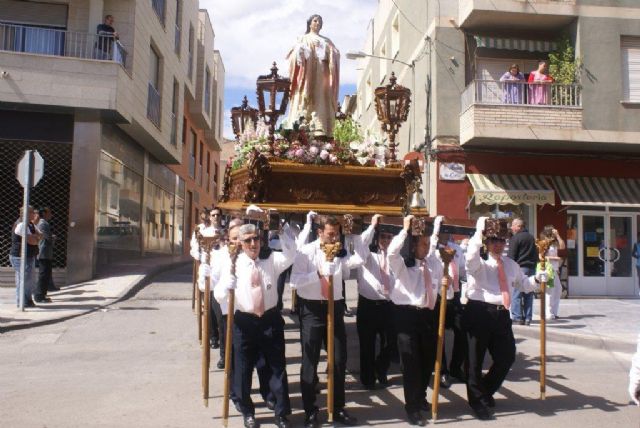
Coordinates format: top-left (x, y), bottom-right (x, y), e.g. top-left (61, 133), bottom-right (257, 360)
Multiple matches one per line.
top-left (0, 260), bottom-right (190, 333)
top-left (513, 324), bottom-right (636, 354)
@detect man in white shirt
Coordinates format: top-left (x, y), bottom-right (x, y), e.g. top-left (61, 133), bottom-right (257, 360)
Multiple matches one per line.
top-left (433, 232), bottom-right (468, 388)
top-left (629, 332), bottom-right (640, 406)
top-left (464, 217), bottom-right (546, 421)
top-left (387, 215), bottom-right (442, 427)
top-left (217, 222), bottom-right (296, 428)
top-left (290, 215), bottom-right (365, 427)
top-left (355, 214), bottom-right (396, 390)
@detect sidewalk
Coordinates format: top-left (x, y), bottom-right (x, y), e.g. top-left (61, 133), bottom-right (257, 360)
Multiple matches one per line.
top-left (0, 254), bottom-right (191, 332)
top-left (512, 297), bottom-right (640, 354)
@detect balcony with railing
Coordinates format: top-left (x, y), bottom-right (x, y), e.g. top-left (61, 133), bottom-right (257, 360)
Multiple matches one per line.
top-left (460, 79), bottom-right (583, 147)
top-left (0, 22), bottom-right (127, 67)
top-left (459, 0), bottom-right (576, 31)
top-left (147, 83), bottom-right (162, 128)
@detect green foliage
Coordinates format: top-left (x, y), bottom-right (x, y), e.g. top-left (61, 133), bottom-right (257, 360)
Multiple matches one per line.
top-left (333, 117), bottom-right (363, 144)
top-left (549, 35), bottom-right (582, 84)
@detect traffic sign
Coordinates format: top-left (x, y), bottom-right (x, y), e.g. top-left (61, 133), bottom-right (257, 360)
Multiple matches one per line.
top-left (16, 150), bottom-right (44, 188)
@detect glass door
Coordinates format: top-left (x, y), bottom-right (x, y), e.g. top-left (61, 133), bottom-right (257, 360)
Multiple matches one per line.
top-left (607, 215), bottom-right (634, 295)
top-left (579, 214), bottom-right (606, 294)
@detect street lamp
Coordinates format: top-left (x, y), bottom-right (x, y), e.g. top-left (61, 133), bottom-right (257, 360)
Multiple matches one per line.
top-left (256, 62), bottom-right (290, 154)
top-left (374, 72), bottom-right (411, 163)
top-left (346, 50), bottom-right (414, 68)
top-left (230, 95), bottom-right (259, 140)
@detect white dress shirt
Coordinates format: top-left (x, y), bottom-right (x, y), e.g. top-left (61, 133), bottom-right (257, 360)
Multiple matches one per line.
top-left (215, 226), bottom-right (296, 314)
top-left (434, 241), bottom-right (466, 300)
top-left (465, 233), bottom-right (537, 305)
top-left (387, 229), bottom-right (441, 308)
top-left (190, 224), bottom-right (221, 263)
top-left (290, 235), bottom-right (366, 301)
top-left (629, 332), bottom-right (640, 405)
top-left (356, 225), bottom-right (394, 301)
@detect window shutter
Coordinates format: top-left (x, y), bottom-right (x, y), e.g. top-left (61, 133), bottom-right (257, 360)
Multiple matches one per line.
top-left (0, 0), bottom-right (68, 28)
top-left (622, 37), bottom-right (640, 102)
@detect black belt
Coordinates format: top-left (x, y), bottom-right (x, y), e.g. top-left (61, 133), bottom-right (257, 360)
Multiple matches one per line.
top-left (359, 295), bottom-right (391, 306)
top-left (467, 299), bottom-right (509, 311)
top-left (395, 304), bottom-right (434, 312)
top-left (298, 297), bottom-right (344, 306)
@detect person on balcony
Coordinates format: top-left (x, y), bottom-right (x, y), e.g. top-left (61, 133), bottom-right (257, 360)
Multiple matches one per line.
top-left (96, 15), bottom-right (119, 60)
top-left (499, 64), bottom-right (525, 104)
top-left (528, 60), bottom-right (554, 105)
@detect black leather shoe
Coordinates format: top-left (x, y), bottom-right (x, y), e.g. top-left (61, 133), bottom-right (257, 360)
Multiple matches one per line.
top-left (334, 408), bottom-right (358, 426)
top-left (210, 338), bottom-right (220, 349)
top-left (243, 414), bottom-right (259, 428)
top-left (518, 320), bottom-right (526, 325)
top-left (265, 399), bottom-right (276, 411)
top-left (450, 368), bottom-right (467, 383)
top-left (304, 410), bottom-right (319, 428)
top-left (407, 410), bottom-right (427, 426)
top-left (471, 404), bottom-right (494, 421)
top-left (216, 359), bottom-right (224, 370)
top-left (344, 307), bottom-right (355, 317)
top-left (419, 400), bottom-right (431, 412)
top-left (440, 373), bottom-right (452, 389)
top-left (377, 375), bottom-right (390, 388)
top-left (274, 416), bottom-right (290, 428)
top-left (486, 395), bottom-right (496, 408)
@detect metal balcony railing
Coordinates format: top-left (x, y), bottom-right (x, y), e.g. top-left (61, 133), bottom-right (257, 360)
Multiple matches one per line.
top-left (0, 22), bottom-right (127, 67)
top-left (461, 79), bottom-right (582, 112)
top-left (147, 83), bottom-right (162, 128)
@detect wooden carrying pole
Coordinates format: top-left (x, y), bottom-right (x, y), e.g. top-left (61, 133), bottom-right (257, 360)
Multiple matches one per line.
top-left (432, 247), bottom-right (456, 422)
top-left (202, 274), bottom-right (211, 406)
top-left (536, 238), bottom-right (552, 400)
top-left (222, 243), bottom-right (240, 427)
top-left (320, 242), bottom-right (342, 424)
top-left (192, 259), bottom-right (197, 312)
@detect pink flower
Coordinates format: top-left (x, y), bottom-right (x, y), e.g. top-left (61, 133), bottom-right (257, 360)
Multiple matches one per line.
top-left (329, 154), bottom-right (338, 163)
top-left (323, 143), bottom-right (333, 151)
top-left (309, 146), bottom-right (319, 156)
top-left (320, 149), bottom-right (329, 160)
top-left (295, 148), bottom-right (305, 158)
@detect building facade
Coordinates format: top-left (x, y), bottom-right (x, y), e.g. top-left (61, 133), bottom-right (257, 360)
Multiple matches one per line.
top-left (354, 0), bottom-right (640, 297)
top-left (0, 1), bottom-right (224, 284)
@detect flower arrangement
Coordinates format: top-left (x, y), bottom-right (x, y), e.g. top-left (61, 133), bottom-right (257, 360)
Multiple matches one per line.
top-left (231, 113), bottom-right (388, 170)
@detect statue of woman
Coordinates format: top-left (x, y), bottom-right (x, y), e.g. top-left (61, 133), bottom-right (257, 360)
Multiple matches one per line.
top-left (286, 14), bottom-right (340, 137)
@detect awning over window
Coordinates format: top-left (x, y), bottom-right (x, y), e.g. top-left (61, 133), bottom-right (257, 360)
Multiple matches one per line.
top-left (551, 176), bottom-right (640, 207)
top-left (474, 36), bottom-right (558, 52)
top-left (468, 174), bottom-right (555, 206)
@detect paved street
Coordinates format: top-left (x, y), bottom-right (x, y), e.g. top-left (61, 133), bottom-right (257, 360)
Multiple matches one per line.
top-left (1, 264), bottom-right (638, 427)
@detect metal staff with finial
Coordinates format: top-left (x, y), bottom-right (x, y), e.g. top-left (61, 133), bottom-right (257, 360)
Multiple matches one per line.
top-left (192, 257), bottom-right (197, 313)
top-left (320, 240), bottom-right (342, 424)
top-left (431, 246), bottom-right (456, 422)
top-left (222, 241), bottom-right (241, 426)
top-left (535, 237), bottom-right (553, 400)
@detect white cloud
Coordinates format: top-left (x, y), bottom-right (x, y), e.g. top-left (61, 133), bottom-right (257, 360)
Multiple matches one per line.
top-left (200, 0), bottom-right (377, 88)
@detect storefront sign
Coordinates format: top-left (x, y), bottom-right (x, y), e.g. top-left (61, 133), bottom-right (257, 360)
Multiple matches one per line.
top-left (474, 191), bottom-right (555, 206)
top-left (439, 163), bottom-right (466, 181)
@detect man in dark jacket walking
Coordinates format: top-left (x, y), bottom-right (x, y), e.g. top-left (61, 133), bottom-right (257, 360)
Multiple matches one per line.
top-left (36, 207), bottom-right (57, 303)
top-left (508, 218), bottom-right (538, 325)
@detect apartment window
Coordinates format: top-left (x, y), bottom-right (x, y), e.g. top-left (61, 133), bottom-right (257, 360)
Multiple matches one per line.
top-left (182, 117), bottom-right (187, 145)
top-left (147, 46), bottom-right (162, 127)
top-left (170, 79), bottom-right (179, 146)
top-left (188, 24), bottom-right (195, 81)
top-left (174, 0), bottom-right (182, 55)
top-left (391, 13), bottom-right (400, 59)
top-left (622, 37), bottom-right (640, 102)
top-left (151, 0), bottom-right (166, 24)
top-left (214, 162), bottom-right (219, 185)
top-left (218, 99), bottom-right (223, 140)
top-left (379, 40), bottom-right (387, 83)
top-left (204, 66), bottom-right (212, 117)
top-left (206, 151), bottom-right (211, 193)
top-left (198, 141), bottom-right (204, 186)
top-left (189, 130), bottom-right (196, 178)
top-left (365, 71), bottom-right (372, 108)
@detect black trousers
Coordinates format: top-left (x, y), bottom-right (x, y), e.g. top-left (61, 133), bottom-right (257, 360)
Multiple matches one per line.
top-left (211, 296), bottom-right (222, 342)
top-left (437, 293), bottom-right (468, 376)
top-left (299, 298), bottom-right (347, 414)
top-left (393, 304), bottom-right (436, 413)
top-left (233, 308), bottom-right (290, 417)
top-left (463, 300), bottom-right (516, 409)
top-left (36, 259), bottom-right (54, 299)
top-left (276, 266), bottom-right (291, 311)
top-left (356, 295), bottom-right (394, 387)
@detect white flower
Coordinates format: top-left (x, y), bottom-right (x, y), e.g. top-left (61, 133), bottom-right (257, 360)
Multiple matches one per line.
top-left (320, 149), bottom-right (329, 160)
top-left (323, 143), bottom-right (333, 151)
top-left (309, 146), bottom-right (319, 156)
top-left (349, 141), bottom-right (360, 151)
top-left (329, 154), bottom-right (338, 163)
top-left (375, 159), bottom-right (386, 169)
top-left (357, 156), bottom-right (369, 166)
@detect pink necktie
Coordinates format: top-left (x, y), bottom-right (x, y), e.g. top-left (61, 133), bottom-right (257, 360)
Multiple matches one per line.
top-left (496, 258), bottom-right (511, 307)
top-left (421, 259), bottom-right (434, 309)
top-left (450, 260), bottom-right (460, 292)
top-left (250, 262), bottom-right (265, 317)
top-left (379, 250), bottom-right (390, 295)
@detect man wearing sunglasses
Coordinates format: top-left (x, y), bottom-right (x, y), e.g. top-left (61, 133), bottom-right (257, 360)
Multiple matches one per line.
top-left (355, 214), bottom-right (397, 391)
top-left (217, 221), bottom-right (296, 428)
top-left (290, 214), bottom-right (368, 428)
top-left (464, 217), bottom-right (547, 421)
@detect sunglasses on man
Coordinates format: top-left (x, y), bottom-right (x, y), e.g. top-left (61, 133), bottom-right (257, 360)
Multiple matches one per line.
top-left (242, 236), bottom-right (260, 244)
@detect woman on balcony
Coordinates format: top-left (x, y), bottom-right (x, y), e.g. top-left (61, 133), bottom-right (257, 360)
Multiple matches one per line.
top-left (499, 64), bottom-right (525, 104)
top-left (528, 60), bottom-right (554, 105)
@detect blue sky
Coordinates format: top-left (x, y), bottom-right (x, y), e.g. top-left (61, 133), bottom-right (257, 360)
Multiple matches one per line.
top-left (199, 0), bottom-right (377, 139)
